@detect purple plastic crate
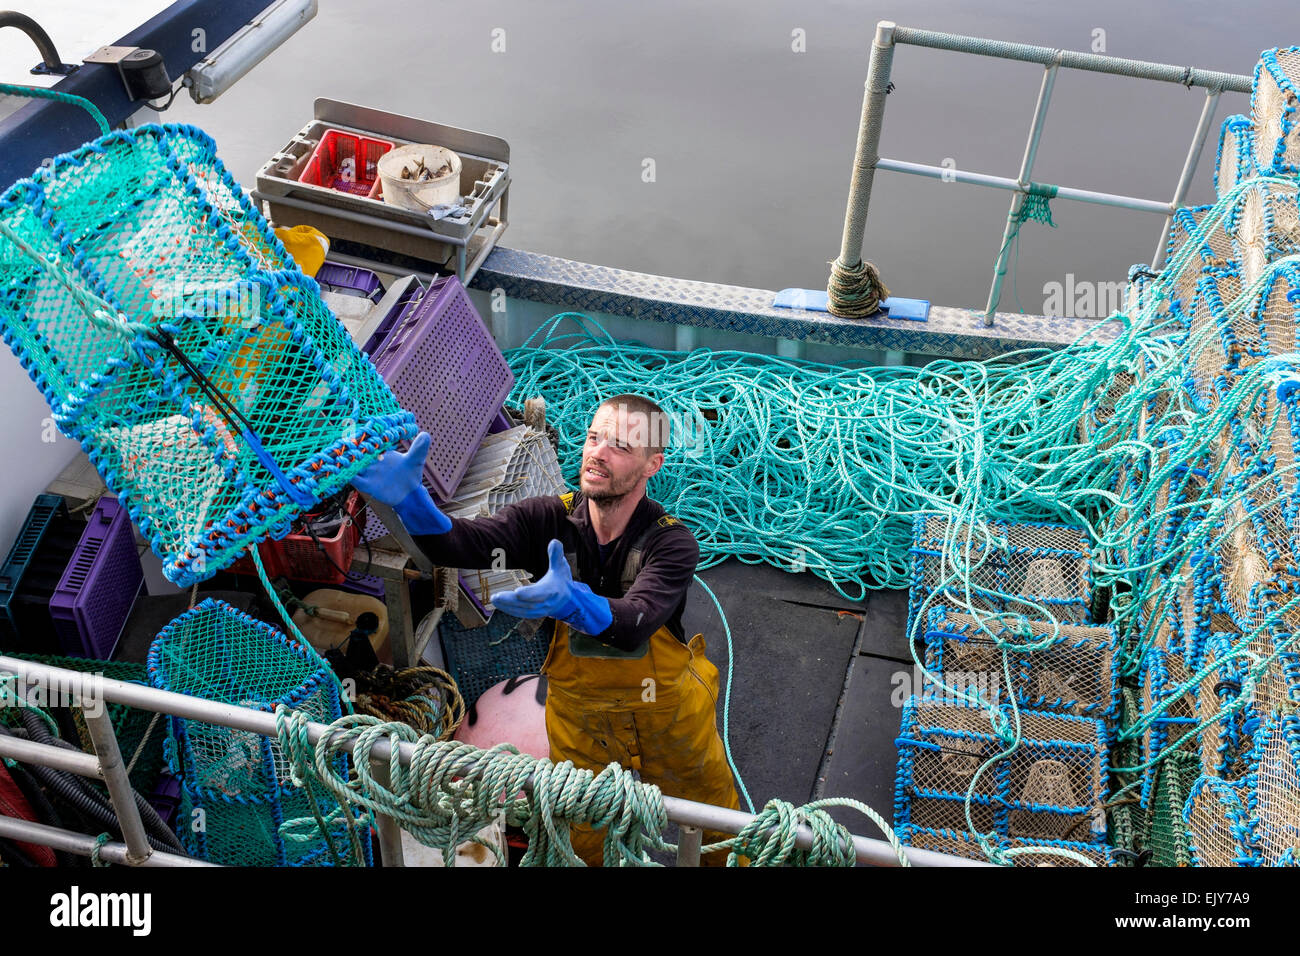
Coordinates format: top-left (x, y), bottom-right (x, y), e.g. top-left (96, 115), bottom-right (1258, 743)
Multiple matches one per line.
top-left (338, 572), bottom-right (386, 600)
top-left (370, 275), bottom-right (514, 501)
top-left (362, 278), bottom-right (424, 356)
top-left (49, 496), bottom-right (145, 660)
top-left (316, 262), bottom-right (385, 302)
top-left (359, 407), bottom-right (516, 544)
top-left (147, 771), bottom-right (182, 827)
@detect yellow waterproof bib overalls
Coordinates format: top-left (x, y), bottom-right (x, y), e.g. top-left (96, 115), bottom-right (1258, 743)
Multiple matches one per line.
top-left (542, 495), bottom-right (742, 866)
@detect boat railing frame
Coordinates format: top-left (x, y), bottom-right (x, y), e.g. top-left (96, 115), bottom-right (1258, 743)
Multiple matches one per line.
top-left (831, 20), bottom-right (1255, 325)
top-left (0, 654), bottom-right (988, 868)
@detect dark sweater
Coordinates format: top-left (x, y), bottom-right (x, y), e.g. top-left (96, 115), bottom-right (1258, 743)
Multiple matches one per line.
top-left (410, 490), bottom-right (700, 652)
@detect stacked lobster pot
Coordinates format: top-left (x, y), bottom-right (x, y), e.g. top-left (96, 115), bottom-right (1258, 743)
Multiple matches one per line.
top-left (905, 514), bottom-right (1095, 645)
top-left (896, 513), bottom-right (1118, 864)
top-left (1138, 48), bottom-right (1300, 868)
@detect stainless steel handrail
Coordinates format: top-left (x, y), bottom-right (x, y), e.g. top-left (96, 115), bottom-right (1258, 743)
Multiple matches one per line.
top-left (0, 655), bottom-right (990, 867)
top-left (831, 21), bottom-right (1254, 325)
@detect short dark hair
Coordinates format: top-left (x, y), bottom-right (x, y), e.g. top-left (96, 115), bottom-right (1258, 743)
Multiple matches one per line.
top-left (595, 393), bottom-right (669, 457)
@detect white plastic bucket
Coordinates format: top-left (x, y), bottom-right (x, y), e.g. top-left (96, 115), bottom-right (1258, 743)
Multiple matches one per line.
top-left (376, 144), bottom-right (462, 212)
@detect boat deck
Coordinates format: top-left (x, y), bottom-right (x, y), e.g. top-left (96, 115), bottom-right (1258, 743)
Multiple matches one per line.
top-left (683, 560), bottom-right (911, 831)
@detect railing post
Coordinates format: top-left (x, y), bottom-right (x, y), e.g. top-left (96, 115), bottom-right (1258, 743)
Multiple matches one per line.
top-left (83, 710), bottom-right (153, 865)
top-left (1153, 86), bottom-right (1222, 270)
top-left (983, 61), bottom-right (1059, 325)
top-left (828, 20), bottom-right (896, 317)
top-left (371, 756), bottom-right (407, 866)
top-left (676, 824), bottom-right (703, 866)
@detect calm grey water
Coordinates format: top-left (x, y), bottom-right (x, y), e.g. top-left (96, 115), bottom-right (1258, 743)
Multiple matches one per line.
top-left (167, 0), bottom-right (1295, 315)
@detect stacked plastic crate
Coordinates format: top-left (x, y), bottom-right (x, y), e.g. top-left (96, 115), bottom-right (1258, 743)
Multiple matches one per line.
top-left (439, 424), bottom-right (568, 625)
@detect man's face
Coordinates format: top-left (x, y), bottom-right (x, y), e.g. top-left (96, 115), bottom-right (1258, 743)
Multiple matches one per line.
top-left (581, 404), bottom-right (663, 504)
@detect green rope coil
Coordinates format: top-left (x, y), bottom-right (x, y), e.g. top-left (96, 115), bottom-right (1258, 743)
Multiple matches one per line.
top-left (827, 257), bottom-right (891, 318)
top-left (273, 707), bottom-right (905, 867)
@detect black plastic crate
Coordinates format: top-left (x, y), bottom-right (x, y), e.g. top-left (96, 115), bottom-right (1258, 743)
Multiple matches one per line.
top-left (438, 611), bottom-right (550, 708)
top-left (0, 495), bottom-right (83, 654)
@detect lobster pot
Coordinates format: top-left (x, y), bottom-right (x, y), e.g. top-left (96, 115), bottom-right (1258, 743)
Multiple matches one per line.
top-left (897, 825), bottom-right (1114, 866)
top-left (907, 515), bottom-right (1092, 642)
top-left (1223, 410), bottom-right (1300, 583)
top-left (893, 697), bottom-right (1109, 846)
top-left (1199, 267), bottom-right (1269, 386)
top-left (1185, 773), bottom-right (1260, 866)
top-left (147, 599), bottom-right (369, 866)
top-left (1252, 47), bottom-right (1300, 177)
top-left (1231, 181), bottom-right (1300, 289)
top-left (1196, 633), bottom-right (1253, 778)
top-left (1246, 625), bottom-right (1300, 716)
top-left (1138, 647), bottom-right (1199, 809)
top-left (0, 125), bottom-right (417, 586)
top-left (1238, 263), bottom-right (1300, 444)
top-left (1215, 114), bottom-right (1258, 198)
top-left (923, 606), bottom-right (1119, 724)
top-left (1185, 267), bottom-right (1237, 411)
top-left (1251, 712), bottom-right (1300, 866)
top-left (1166, 205), bottom-right (1230, 316)
top-left (1202, 468), bottom-right (1283, 638)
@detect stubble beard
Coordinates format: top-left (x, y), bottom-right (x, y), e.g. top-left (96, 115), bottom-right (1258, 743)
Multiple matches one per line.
top-left (582, 462), bottom-right (639, 507)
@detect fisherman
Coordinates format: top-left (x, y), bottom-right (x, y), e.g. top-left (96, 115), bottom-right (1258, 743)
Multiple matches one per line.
top-left (352, 394), bottom-right (742, 865)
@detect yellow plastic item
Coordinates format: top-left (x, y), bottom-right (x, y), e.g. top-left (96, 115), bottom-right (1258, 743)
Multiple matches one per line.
top-left (273, 224), bottom-right (330, 277)
top-left (291, 588), bottom-right (390, 664)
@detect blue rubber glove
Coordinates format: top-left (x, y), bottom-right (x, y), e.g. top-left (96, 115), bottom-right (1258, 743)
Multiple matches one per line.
top-left (492, 539), bottom-right (614, 636)
top-left (351, 431), bottom-right (451, 535)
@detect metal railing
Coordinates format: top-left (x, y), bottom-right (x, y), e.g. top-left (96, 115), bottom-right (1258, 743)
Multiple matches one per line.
top-left (830, 21), bottom-right (1255, 325)
top-left (0, 655), bottom-right (988, 868)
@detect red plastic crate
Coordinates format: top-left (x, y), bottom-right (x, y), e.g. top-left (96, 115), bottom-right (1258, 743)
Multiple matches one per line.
top-left (299, 129), bottom-right (393, 197)
top-left (230, 492), bottom-right (363, 585)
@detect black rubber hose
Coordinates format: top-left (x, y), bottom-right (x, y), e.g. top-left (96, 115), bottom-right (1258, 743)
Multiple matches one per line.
top-left (0, 838), bottom-right (37, 866)
top-left (3, 722), bottom-right (185, 856)
top-left (14, 755), bottom-right (183, 857)
top-left (13, 709), bottom-right (185, 853)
